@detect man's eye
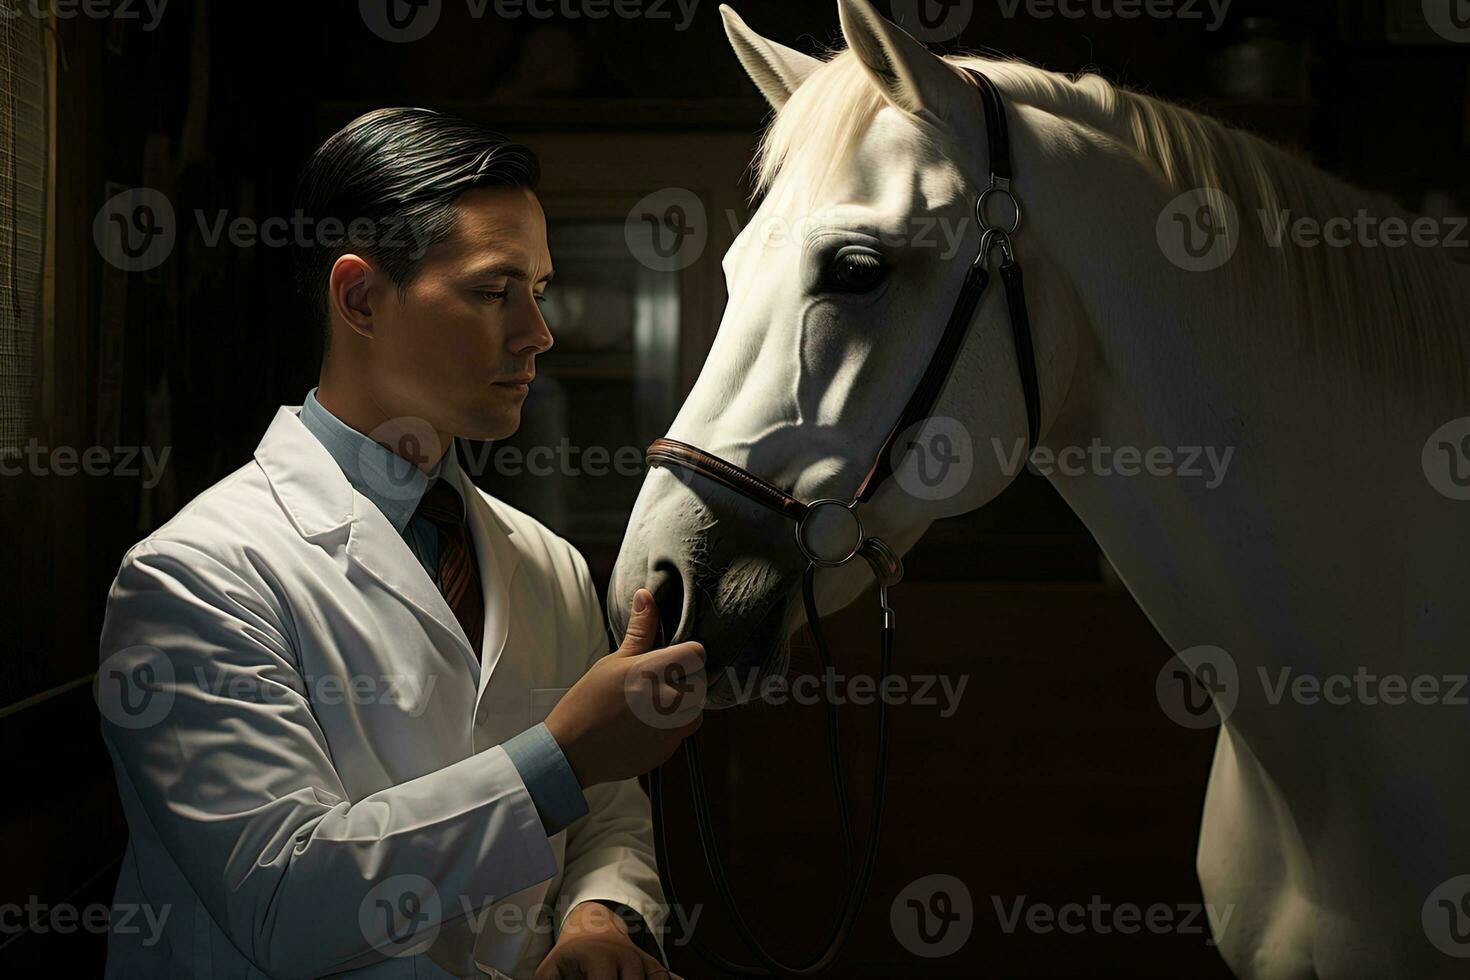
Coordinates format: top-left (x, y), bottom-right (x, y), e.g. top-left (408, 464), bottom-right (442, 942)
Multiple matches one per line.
top-left (477, 289), bottom-right (508, 302)
top-left (825, 248), bottom-right (886, 292)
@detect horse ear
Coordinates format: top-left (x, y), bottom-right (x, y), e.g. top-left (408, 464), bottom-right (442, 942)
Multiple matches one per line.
top-left (721, 5), bottom-right (822, 110)
top-left (838, 0), bottom-right (960, 117)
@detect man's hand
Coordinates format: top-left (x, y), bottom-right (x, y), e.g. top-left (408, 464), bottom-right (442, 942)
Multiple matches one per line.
top-left (545, 589), bottom-right (704, 788)
top-left (533, 901), bottom-right (669, 980)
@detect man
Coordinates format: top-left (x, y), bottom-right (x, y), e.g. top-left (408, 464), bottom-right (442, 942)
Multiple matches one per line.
top-left (96, 108), bottom-right (704, 979)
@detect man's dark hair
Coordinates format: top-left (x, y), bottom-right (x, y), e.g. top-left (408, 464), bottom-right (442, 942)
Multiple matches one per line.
top-left (293, 107), bottom-right (541, 352)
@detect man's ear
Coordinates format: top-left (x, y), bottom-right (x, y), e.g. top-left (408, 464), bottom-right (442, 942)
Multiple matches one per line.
top-left (328, 254), bottom-right (377, 339)
top-left (837, 0), bottom-right (967, 120)
top-left (720, 4), bottom-right (823, 110)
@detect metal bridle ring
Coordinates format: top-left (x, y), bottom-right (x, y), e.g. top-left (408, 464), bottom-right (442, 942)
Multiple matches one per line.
top-left (977, 185), bottom-right (1022, 236)
top-left (795, 499), bottom-right (865, 568)
top-left (979, 228), bottom-right (1016, 267)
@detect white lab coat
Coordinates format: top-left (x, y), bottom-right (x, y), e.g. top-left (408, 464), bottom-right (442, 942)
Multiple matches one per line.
top-left (97, 405), bottom-right (667, 979)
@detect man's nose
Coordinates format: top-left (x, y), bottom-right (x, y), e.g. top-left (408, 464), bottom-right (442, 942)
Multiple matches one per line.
top-left (516, 299), bottom-right (554, 355)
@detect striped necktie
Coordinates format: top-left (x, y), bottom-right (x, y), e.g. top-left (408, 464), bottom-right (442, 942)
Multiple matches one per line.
top-left (414, 479), bottom-right (484, 659)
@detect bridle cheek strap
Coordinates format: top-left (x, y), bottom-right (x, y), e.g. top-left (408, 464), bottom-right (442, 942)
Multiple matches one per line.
top-left (1001, 256), bottom-right (1042, 452)
top-left (852, 259), bottom-right (993, 503)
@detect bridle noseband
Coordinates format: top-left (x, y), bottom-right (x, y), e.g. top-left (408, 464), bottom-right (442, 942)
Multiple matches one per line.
top-left (642, 69), bottom-right (1042, 976)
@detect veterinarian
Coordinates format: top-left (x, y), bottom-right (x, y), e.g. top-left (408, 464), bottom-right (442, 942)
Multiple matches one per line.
top-left (96, 108), bottom-right (704, 979)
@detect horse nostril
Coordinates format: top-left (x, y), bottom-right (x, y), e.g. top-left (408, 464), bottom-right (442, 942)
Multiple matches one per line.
top-left (646, 565), bottom-right (687, 647)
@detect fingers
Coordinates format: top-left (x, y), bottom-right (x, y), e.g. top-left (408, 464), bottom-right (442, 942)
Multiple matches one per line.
top-left (633, 640), bottom-right (706, 676)
top-left (615, 588), bottom-right (659, 656)
top-left (636, 950), bottom-right (673, 979)
top-left (627, 642), bottom-right (708, 726)
top-left (623, 951), bottom-right (664, 979)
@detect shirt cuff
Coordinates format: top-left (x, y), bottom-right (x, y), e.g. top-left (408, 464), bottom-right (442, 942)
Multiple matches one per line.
top-left (502, 722), bottom-right (588, 836)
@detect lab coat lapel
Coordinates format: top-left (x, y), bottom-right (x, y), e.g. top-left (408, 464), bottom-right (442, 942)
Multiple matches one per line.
top-left (253, 406), bottom-right (477, 672)
top-left (451, 442), bottom-right (520, 701)
top-left (348, 499), bottom-right (485, 680)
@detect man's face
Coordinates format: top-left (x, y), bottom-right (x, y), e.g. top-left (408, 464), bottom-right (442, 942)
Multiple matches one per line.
top-left (367, 184), bottom-right (554, 443)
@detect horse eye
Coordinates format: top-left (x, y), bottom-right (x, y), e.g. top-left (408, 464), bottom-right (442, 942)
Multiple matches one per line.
top-left (826, 248), bottom-right (886, 292)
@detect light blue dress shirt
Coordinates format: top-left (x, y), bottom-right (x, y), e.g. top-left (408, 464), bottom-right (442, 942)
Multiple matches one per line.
top-left (298, 387), bottom-right (588, 836)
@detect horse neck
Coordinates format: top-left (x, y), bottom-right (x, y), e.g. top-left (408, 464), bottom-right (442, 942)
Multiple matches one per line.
top-left (999, 107), bottom-right (1448, 673)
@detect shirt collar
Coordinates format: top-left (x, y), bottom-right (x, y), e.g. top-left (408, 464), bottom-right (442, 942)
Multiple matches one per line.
top-left (298, 386), bottom-right (463, 533)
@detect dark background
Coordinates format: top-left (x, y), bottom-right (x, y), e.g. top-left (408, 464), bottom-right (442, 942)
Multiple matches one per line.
top-left (1, 0), bottom-right (1466, 975)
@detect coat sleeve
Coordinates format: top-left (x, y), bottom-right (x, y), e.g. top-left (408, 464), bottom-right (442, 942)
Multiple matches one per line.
top-left (550, 545), bottom-right (670, 961)
top-left (97, 539), bottom-right (560, 979)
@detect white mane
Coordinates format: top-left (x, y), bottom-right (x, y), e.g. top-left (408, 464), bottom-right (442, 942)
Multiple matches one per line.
top-left (754, 50), bottom-right (1470, 403)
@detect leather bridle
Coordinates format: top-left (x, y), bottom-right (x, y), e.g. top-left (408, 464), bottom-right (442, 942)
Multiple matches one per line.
top-left (642, 69), bottom-right (1042, 976)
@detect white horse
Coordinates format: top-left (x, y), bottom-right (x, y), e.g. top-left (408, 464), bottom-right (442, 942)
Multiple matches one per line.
top-left (608, 2), bottom-right (1470, 976)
